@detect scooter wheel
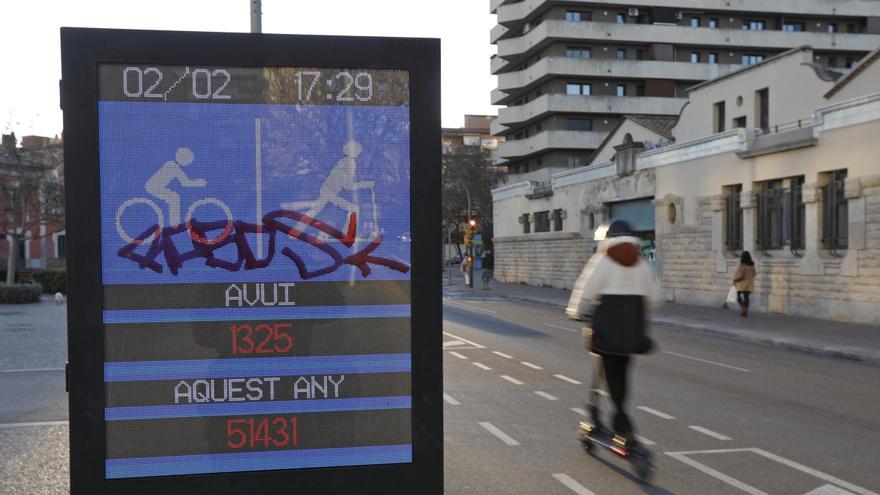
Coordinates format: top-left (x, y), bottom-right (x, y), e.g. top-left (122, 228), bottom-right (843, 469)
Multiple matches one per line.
top-left (632, 455), bottom-right (653, 483)
top-left (581, 439), bottom-right (595, 455)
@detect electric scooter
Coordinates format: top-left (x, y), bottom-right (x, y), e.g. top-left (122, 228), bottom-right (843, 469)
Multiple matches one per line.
top-left (577, 354), bottom-right (654, 482)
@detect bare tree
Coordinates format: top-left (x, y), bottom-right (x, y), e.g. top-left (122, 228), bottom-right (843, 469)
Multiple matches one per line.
top-left (441, 142), bottom-right (503, 252)
top-left (0, 133), bottom-right (64, 284)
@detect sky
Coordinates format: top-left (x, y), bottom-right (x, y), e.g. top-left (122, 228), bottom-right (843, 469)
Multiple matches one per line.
top-left (0, 0), bottom-right (499, 138)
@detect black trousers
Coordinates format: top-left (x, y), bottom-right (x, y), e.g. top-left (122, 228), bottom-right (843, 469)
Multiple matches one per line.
top-left (588, 353), bottom-right (634, 435)
top-left (737, 291), bottom-right (751, 307)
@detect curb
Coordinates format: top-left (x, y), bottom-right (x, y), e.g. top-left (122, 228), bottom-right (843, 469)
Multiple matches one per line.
top-left (494, 292), bottom-right (880, 367)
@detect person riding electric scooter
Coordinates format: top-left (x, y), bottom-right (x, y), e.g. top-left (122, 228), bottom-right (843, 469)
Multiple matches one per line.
top-left (566, 219), bottom-right (661, 480)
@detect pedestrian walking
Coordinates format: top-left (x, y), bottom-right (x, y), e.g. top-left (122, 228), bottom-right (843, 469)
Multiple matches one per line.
top-left (732, 251), bottom-right (756, 317)
top-left (460, 255), bottom-right (470, 287)
top-left (481, 250), bottom-right (494, 290)
top-left (566, 219), bottom-right (660, 444)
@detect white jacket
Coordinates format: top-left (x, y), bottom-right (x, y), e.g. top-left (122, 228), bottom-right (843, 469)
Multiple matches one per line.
top-left (566, 236), bottom-right (661, 320)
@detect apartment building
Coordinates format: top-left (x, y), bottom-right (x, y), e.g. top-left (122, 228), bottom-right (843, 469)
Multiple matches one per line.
top-left (490, 0), bottom-right (880, 183)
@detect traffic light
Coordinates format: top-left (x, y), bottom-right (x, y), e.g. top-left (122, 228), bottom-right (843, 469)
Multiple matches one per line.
top-left (464, 219), bottom-right (477, 246)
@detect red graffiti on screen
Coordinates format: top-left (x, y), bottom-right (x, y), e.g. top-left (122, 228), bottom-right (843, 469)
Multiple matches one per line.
top-left (117, 210), bottom-right (410, 279)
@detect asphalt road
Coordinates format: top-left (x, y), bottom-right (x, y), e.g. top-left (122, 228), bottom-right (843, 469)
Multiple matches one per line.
top-left (442, 290), bottom-right (880, 495)
top-left (1, 294), bottom-right (879, 494)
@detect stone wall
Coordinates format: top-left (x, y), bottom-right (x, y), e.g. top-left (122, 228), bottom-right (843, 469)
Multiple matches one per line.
top-left (494, 232), bottom-right (594, 290)
top-left (658, 176), bottom-right (880, 323)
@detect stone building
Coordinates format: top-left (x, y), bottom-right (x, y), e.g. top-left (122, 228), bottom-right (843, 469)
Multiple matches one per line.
top-left (491, 45), bottom-right (880, 323)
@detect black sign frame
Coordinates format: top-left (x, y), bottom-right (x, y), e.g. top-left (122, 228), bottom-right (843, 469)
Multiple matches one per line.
top-left (61, 27), bottom-right (441, 495)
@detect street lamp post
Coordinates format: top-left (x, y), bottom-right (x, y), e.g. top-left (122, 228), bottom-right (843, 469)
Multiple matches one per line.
top-left (250, 0), bottom-right (262, 33)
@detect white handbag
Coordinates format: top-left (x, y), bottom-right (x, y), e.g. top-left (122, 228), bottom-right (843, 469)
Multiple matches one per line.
top-left (726, 286), bottom-right (738, 306)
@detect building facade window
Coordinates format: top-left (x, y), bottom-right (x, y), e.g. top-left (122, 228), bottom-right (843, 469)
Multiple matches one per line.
top-left (708, 52), bottom-right (718, 64)
top-left (709, 18), bottom-right (719, 28)
top-left (56, 234), bottom-right (67, 258)
top-left (742, 54), bottom-right (765, 65)
top-left (616, 84), bottom-right (626, 96)
top-left (565, 10), bottom-right (584, 22)
top-left (617, 48), bottom-right (627, 60)
top-left (553, 209), bottom-right (564, 231)
top-left (566, 83), bottom-right (591, 96)
top-left (566, 46), bottom-right (591, 58)
top-left (635, 48), bottom-right (645, 60)
top-left (533, 211), bottom-right (551, 232)
top-left (725, 184), bottom-right (743, 253)
top-left (521, 213), bottom-right (531, 234)
top-left (845, 57), bottom-right (855, 69)
top-left (733, 116), bottom-right (747, 128)
top-left (616, 13), bottom-right (626, 24)
top-left (823, 170), bottom-right (848, 252)
top-left (567, 118), bottom-right (593, 131)
top-left (636, 84), bottom-right (645, 96)
top-left (690, 52), bottom-right (700, 63)
top-left (827, 23), bottom-right (837, 33)
top-left (742, 20), bottom-right (765, 31)
top-left (714, 101), bottom-right (726, 133)
top-left (782, 22), bottom-right (805, 32)
top-left (828, 56), bottom-right (838, 68)
top-left (756, 178), bottom-right (806, 253)
top-left (690, 17), bottom-right (701, 27)
top-left (756, 88), bottom-right (769, 132)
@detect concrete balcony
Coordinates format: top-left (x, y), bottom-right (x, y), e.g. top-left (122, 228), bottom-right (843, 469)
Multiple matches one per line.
top-left (491, 89), bottom-right (509, 107)
top-left (497, 20), bottom-right (880, 62)
top-left (491, 24), bottom-right (510, 43)
top-left (491, 55), bottom-right (509, 75)
top-left (497, 94), bottom-right (688, 127)
top-left (497, 0), bottom-right (880, 25)
top-left (494, 57), bottom-right (741, 99)
top-left (495, 130), bottom-right (606, 159)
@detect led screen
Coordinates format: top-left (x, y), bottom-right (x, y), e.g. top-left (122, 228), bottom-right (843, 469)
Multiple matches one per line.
top-left (98, 64), bottom-right (412, 479)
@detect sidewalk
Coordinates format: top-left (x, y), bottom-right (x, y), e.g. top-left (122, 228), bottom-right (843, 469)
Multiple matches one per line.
top-left (443, 268), bottom-right (880, 365)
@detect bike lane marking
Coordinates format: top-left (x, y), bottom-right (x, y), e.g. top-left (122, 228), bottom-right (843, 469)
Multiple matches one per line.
top-left (552, 473), bottom-right (597, 495)
top-left (443, 393), bottom-right (461, 406)
top-left (637, 406), bottom-right (676, 420)
top-left (492, 351), bottom-right (513, 359)
top-left (533, 391), bottom-right (558, 401)
top-left (479, 422), bottom-right (520, 446)
top-left (499, 375), bottom-right (524, 385)
top-left (448, 351), bottom-right (468, 360)
top-left (472, 362), bottom-right (492, 371)
top-left (554, 374), bottom-right (582, 385)
top-left (520, 361), bottom-right (543, 370)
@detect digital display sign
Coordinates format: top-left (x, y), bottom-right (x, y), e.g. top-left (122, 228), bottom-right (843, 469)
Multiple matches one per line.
top-left (97, 63), bottom-right (414, 479)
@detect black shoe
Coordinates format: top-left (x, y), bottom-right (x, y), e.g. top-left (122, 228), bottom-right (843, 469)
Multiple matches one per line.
top-left (588, 406), bottom-right (607, 431)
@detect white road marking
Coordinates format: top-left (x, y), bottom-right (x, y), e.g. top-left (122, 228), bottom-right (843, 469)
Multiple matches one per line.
top-left (443, 339), bottom-right (466, 347)
top-left (479, 422), bottom-right (520, 446)
top-left (554, 374), bottom-right (582, 385)
top-left (663, 351), bottom-right (751, 373)
top-left (0, 420), bottom-right (69, 429)
top-left (500, 375), bottom-right (524, 385)
top-left (552, 473), bottom-right (597, 495)
top-left (0, 367), bottom-right (64, 374)
top-left (804, 485), bottom-right (859, 495)
top-left (492, 351), bottom-right (513, 359)
top-left (445, 299), bottom-right (497, 314)
top-left (637, 406), bottom-right (676, 420)
top-left (534, 391), bottom-right (558, 401)
top-left (666, 448), bottom-right (879, 495)
top-left (689, 425), bottom-right (732, 441)
top-left (448, 351), bottom-right (468, 360)
top-left (442, 331), bottom-right (486, 349)
top-left (571, 407), bottom-right (587, 417)
top-left (542, 322), bottom-right (578, 333)
top-left (472, 362), bottom-right (492, 371)
top-left (751, 449), bottom-right (878, 495)
top-left (443, 393), bottom-right (461, 405)
top-left (666, 450), bottom-right (768, 495)
top-left (636, 435), bottom-right (657, 446)
top-left (520, 361), bottom-right (543, 370)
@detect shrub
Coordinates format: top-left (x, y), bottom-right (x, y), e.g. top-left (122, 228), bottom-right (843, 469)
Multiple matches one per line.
top-left (32, 269), bottom-right (67, 294)
top-left (0, 283), bottom-right (44, 304)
